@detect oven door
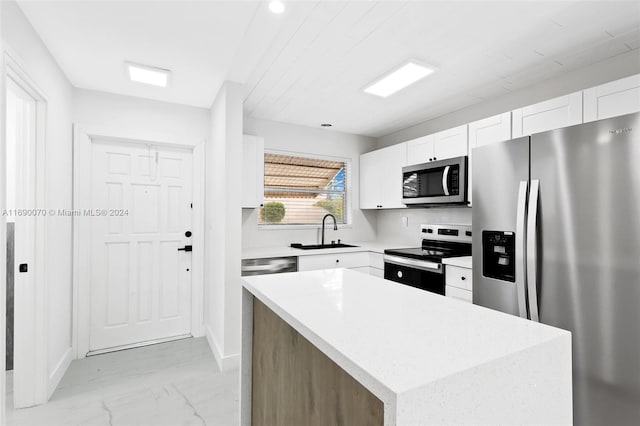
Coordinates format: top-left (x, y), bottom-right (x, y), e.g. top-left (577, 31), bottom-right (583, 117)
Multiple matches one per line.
top-left (383, 255), bottom-right (444, 295)
top-left (402, 156), bottom-right (467, 205)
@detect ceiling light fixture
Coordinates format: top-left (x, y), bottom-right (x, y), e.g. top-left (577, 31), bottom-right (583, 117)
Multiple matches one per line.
top-left (126, 62), bottom-right (171, 87)
top-left (364, 61), bottom-right (434, 98)
top-left (269, 1), bottom-right (285, 14)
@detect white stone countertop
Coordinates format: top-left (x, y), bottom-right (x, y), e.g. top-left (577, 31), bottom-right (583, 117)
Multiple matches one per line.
top-left (442, 255), bottom-right (473, 269)
top-left (241, 241), bottom-right (409, 259)
top-left (242, 269), bottom-right (572, 425)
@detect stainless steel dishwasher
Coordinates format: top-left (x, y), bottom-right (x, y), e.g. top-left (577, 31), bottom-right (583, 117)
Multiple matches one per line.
top-left (241, 257), bottom-right (298, 276)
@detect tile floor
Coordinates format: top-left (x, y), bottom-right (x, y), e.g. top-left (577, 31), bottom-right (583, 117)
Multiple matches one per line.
top-left (7, 337), bottom-right (239, 425)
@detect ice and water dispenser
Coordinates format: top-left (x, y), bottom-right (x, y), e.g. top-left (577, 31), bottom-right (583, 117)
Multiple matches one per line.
top-left (482, 231), bottom-right (516, 282)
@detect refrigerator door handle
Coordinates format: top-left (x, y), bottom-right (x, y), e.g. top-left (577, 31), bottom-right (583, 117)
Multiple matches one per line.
top-left (442, 166), bottom-right (450, 196)
top-left (527, 179), bottom-right (540, 322)
top-left (515, 181), bottom-right (529, 319)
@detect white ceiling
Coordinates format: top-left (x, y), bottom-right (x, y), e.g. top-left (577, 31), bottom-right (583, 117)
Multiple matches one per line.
top-left (17, 1), bottom-right (640, 137)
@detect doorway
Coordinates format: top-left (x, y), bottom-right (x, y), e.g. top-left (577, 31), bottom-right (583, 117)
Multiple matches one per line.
top-left (85, 139), bottom-right (195, 354)
top-left (5, 71), bottom-right (43, 409)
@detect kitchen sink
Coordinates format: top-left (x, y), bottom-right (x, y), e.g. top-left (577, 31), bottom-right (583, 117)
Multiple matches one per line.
top-left (290, 243), bottom-right (358, 250)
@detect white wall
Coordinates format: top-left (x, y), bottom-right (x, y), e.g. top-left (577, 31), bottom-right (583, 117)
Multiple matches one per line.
top-left (205, 81), bottom-right (244, 370)
top-left (2, 0), bottom-right (73, 400)
top-left (72, 88), bottom-right (210, 145)
top-left (242, 118), bottom-right (378, 249)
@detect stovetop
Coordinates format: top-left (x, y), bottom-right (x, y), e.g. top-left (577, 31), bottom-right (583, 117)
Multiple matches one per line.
top-left (384, 244), bottom-right (471, 263)
top-left (384, 224), bottom-right (472, 263)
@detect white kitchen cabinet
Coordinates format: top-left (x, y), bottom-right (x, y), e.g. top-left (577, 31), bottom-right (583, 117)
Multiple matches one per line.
top-left (406, 125), bottom-right (468, 166)
top-left (445, 285), bottom-right (472, 303)
top-left (468, 112), bottom-right (512, 151)
top-left (512, 92), bottom-right (583, 137)
top-left (368, 252), bottom-right (384, 278)
top-left (298, 251), bottom-right (369, 271)
top-left (433, 125), bottom-right (468, 160)
top-left (369, 252), bottom-right (384, 269)
top-left (583, 74), bottom-right (640, 122)
top-left (467, 112), bottom-right (512, 206)
top-left (351, 266), bottom-right (384, 278)
top-left (359, 150), bottom-right (379, 209)
top-left (242, 134), bottom-right (264, 209)
top-left (360, 143), bottom-right (407, 209)
top-left (369, 267), bottom-right (384, 278)
top-left (445, 265), bottom-right (473, 303)
top-left (406, 134), bottom-right (434, 165)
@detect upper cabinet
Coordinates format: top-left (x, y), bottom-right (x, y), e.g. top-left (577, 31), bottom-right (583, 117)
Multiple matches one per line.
top-left (512, 92), bottom-right (582, 137)
top-left (467, 113), bottom-right (512, 206)
top-left (406, 125), bottom-right (468, 166)
top-left (360, 143), bottom-right (407, 209)
top-left (468, 112), bottom-right (512, 150)
top-left (242, 134), bottom-right (264, 209)
top-left (358, 74), bottom-right (638, 212)
top-left (406, 134), bottom-right (434, 165)
top-left (583, 74), bottom-right (640, 122)
top-left (433, 124), bottom-right (468, 160)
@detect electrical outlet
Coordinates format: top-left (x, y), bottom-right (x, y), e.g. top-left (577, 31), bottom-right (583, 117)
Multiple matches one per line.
top-left (402, 216), bottom-right (409, 227)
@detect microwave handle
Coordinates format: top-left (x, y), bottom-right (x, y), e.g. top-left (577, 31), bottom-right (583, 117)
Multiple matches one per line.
top-left (442, 166), bottom-right (450, 196)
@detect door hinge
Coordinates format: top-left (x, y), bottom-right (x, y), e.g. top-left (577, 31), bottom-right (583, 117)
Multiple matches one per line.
top-left (190, 203), bottom-right (193, 208)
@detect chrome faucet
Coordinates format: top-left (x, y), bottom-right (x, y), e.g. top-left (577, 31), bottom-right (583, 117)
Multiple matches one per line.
top-left (321, 214), bottom-right (338, 245)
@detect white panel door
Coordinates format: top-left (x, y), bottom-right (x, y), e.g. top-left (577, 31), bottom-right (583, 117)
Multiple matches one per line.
top-left (89, 141), bottom-right (193, 352)
top-left (406, 135), bottom-right (434, 165)
top-left (432, 124), bottom-right (468, 160)
top-left (468, 112), bottom-right (512, 206)
top-left (512, 92), bottom-right (582, 137)
top-left (583, 74), bottom-right (640, 122)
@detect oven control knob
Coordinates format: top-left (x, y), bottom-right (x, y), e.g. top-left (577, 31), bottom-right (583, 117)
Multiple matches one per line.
top-left (397, 271), bottom-right (403, 278)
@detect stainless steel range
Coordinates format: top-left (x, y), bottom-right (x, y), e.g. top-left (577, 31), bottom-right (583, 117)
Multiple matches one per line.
top-left (384, 224), bottom-right (471, 294)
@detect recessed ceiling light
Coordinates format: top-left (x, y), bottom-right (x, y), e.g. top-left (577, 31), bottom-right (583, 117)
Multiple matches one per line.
top-left (364, 61), bottom-right (434, 98)
top-left (320, 123), bottom-right (332, 127)
top-left (269, 1), bottom-right (285, 14)
top-left (126, 62), bottom-right (170, 87)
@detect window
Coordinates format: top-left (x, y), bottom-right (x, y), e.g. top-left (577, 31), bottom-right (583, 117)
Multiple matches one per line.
top-left (259, 152), bottom-right (350, 226)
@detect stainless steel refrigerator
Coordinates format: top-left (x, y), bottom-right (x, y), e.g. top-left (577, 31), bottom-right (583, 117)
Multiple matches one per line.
top-left (472, 112), bottom-right (640, 425)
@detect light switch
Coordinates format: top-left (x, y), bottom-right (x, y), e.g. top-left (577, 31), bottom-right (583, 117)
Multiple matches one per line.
top-left (402, 216), bottom-right (409, 227)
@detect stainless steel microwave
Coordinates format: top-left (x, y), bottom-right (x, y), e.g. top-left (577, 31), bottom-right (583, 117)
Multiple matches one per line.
top-left (402, 156), bottom-right (468, 205)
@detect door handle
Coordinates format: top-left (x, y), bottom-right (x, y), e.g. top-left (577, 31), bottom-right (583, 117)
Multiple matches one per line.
top-left (442, 165), bottom-right (450, 196)
top-left (526, 179), bottom-right (540, 322)
top-left (177, 245), bottom-right (192, 252)
top-left (515, 181), bottom-right (528, 319)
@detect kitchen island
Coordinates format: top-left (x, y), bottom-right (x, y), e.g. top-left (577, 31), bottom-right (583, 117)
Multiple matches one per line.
top-left (241, 269), bottom-right (572, 426)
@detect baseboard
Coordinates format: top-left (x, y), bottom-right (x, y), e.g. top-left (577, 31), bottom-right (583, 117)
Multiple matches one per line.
top-left (205, 324), bottom-right (240, 372)
top-left (47, 347), bottom-right (73, 398)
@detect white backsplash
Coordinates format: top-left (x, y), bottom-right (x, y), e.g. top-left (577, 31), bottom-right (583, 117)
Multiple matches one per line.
top-left (375, 207), bottom-right (472, 246)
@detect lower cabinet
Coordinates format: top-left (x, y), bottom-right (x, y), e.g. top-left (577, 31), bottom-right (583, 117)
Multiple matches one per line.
top-left (298, 251), bottom-right (384, 277)
top-left (351, 266), bottom-right (384, 278)
top-left (250, 299), bottom-right (384, 426)
top-left (298, 252), bottom-right (369, 271)
top-left (445, 265), bottom-right (473, 303)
